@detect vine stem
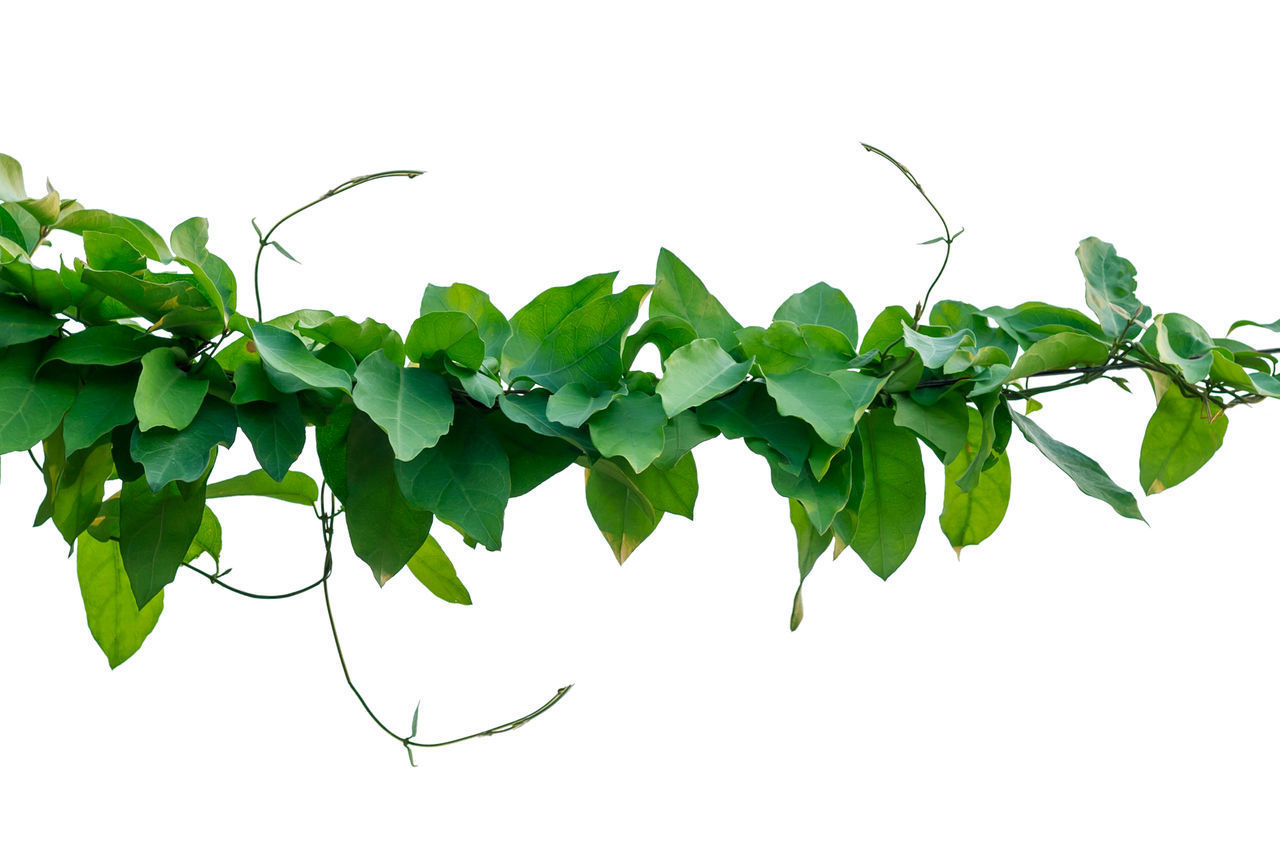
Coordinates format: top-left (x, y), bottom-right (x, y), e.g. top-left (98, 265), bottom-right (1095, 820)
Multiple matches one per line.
top-left (252, 169), bottom-right (424, 322)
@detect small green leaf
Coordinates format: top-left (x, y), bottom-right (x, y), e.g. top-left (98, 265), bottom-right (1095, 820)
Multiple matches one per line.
top-left (237, 396), bottom-right (306, 482)
top-left (789, 498), bottom-right (833, 631)
top-left (1139, 386), bottom-right (1227, 495)
top-left (76, 532), bottom-right (164, 669)
top-left (892, 392), bottom-right (968, 465)
top-left (0, 294), bottom-right (63, 346)
top-left (655, 338), bottom-right (754, 417)
top-left (420, 282), bottom-right (511, 362)
top-left (900, 322), bottom-right (976, 370)
top-left (1227, 317), bottom-right (1280, 335)
top-left (130, 398), bottom-right (237, 491)
top-left (299, 316), bottom-right (405, 364)
top-left (405, 311), bottom-right (486, 370)
top-left (858, 305), bottom-right (913, 356)
top-left (631, 452), bottom-right (698, 520)
top-left (546, 382), bottom-right (626, 428)
top-left (939, 406), bottom-right (1012, 555)
top-left (1005, 331), bottom-right (1110, 383)
top-left (0, 153), bottom-right (26, 202)
top-left (587, 392), bottom-right (668, 473)
top-left (134, 347), bottom-right (209, 432)
top-left (352, 349), bottom-right (455, 462)
top-left (651, 248), bottom-right (741, 351)
top-left (205, 470), bottom-right (319, 506)
top-left (497, 391), bottom-right (594, 453)
top-left (407, 536), bottom-right (472, 605)
top-left (773, 282), bottom-right (858, 346)
top-left (1010, 409), bottom-right (1144, 522)
top-left (622, 315), bottom-right (698, 369)
top-left (1149, 313), bottom-right (1214, 384)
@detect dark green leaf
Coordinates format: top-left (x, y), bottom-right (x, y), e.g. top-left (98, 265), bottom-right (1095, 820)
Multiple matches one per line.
top-left (0, 293), bottom-right (62, 346)
top-left (651, 248), bottom-right (741, 350)
top-left (486, 412), bottom-right (580, 497)
top-left (697, 383), bottom-right (811, 475)
top-left (654, 409), bottom-right (719, 468)
top-left (850, 409), bottom-right (925, 579)
top-left (769, 444), bottom-right (854, 533)
top-left (250, 323), bottom-right (352, 394)
top-left (41, 324), bottom-right (164, 367)
top-left (0, 340), bottom-right (77, 453)
top-left (516, 284), bottom-right (651, 392)
top-left (237, 396), bottom-right (306, 482)
top-left (502, 272), bottom-right (617, 379)
top-left (119, 471), bottom-right (209, 608)
top-left (497, 391), bottom-right (594, 453)
top-left (764, 369), bottom-right (857, 448)
top-left (632, 451), bottom-right (698, 519)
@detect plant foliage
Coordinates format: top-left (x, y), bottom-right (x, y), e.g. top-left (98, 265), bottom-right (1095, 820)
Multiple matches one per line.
top-left (2, 148), bottom-right (1276, 757)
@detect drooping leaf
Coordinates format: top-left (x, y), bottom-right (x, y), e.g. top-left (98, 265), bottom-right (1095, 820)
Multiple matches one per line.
top-left (486, 411), bottom-right (580, 497)
top-left (697, 383), bottom-right (812, 476)
top-left (344, 410), bottom-right (435, 585)
top-left (631, 451), bottom-right (698, 519)
top-left (170, 216), bottom-right (235, 321)
top-left (651, 248), bottom-right (741, 350)
top-left (587, 392), bottom-right (668, 473)
top-left (75, 532), bottom-right (164, 669)
top-left (1149, 313), bottom-right (1214, 385)
top-left (1077, 237), bottom-right (1148, 339)
top-left (183, 507), bottom-right (223, 566)
top-left (40, 324), bottom-right (166, 367)
top-left (133, 347), bottom-right (209, 432)
top-left (406, 536), bottom-right (472, 605)
top-left (850, 408), bottom-right (925, 579)
top-left (236, 396), bottom-right (306, 482)
top-left (584, 457), bottom-right (661, 564)
top-left (1010, 409), bottom-right (1145, 522)
top-left (205, 470), bottom-right (319, 506)
top-left (939, 406), bottom-right (1012, 555)
top-left (50, 441), bottom-right (115, 547)
top-left (352, 349), bottom-right (455, 462)
top-left (497, 391), bottom-right (594, 453)
top-left (769, 445), bottom-right (854, 534)
top-left (395, 406), bottom-right (511, 551)
top-left (119, 472), bottom-right (209, 608)
top-left (979, 302), bottom-right (1106, 349)
top-left (1139, 386), bottom-right (1227, 495)
top-left (622, 315), bottom-right (698, 369)
top-left (789, 498), bottom-right (834, 631)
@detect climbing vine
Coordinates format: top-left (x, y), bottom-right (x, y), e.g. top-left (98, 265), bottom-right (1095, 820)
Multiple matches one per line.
top-left (2, 147), bottom-right (1277, 759)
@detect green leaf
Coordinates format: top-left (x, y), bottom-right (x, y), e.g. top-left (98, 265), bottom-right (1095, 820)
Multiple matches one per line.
top-left (486, 412), bottom-right (580, 497)
top-left (979, 302), bottom-right (1107, 349)
top-left (51, 441), bottom-right (115, 547)
top-left (1010, 409), bottom-right (1145, 522)
top-left (250, 323), bottom-right (352, 394)
top-left (697, 383), bottom-right (811, 476)
top-left (516, 284), bottom-right (652, 392)
top-left (655, 338), bottom-right (753, 417)
top-left (344, 411), bottom-right (435, 585)
top-left (764, 369), bottom-right (857, 448)
top-left (205, 470), bottom-right (319, 505)
top-left (900, 322), bottom-right (976, 371)
top-left (773, 282), bottom-right (858, 346)
top-left (502, 271), bottom-right (617, 379)
top-left (850, 409), bottom-right (925, 579)
top-left (954, 393), bottom-right (1000, 493)
top-left (443, 362), bottom-right (502, 407)
top-left (1149, 313), bottom-right (1214, 384)
top-left (420, 282), bottom-right (510, 362)
top-left (584, 457), bottom-right (661, 563)
top-left (395, 406), bottom-right (511, 551)
top-left (315, 401), bottom-right (353, 500)
top-left (1077, 237), bottom-right (1148, 339)
top-left (0, 154), bottom-right (25, 202)
top-left (407, 536), bottom-right (472, 605)
top-left (1005, 330), bottom-right (1110, 382)
top-left (119, 472), bottom-right (209, 608)
top-left (404, 311), bottom-right (486, 370)
top-left (134, 347), bottom-right (209, 432)
top-left (587, 392), bottom-right (668, 472)
top-left (1139, 387), bottom-right (1227, 495)
top-left (62, 367), bottom-right (136, 453)
top-left (0, 293), bottom-right (63, 346)
top-left (170, 216), bottom-right (235, 320)
top-left (769, 444), bottom-right (854, 534)
top-left (652, 249), bottom-right (741, 350)
top-left (76, 533), bottom-right (164, 669)
top-left (655, 409), bottom-right (719, 468)
top-left (497, 391), bottom-right (594, 453)
top-left (939, 406), bottom-right (1011, 555)
top-left (236, 396), bottom-right (306, 482)
top-left (789, 498), bottom-right (833, 631)
top-left (892, 392), bottom-right (968, 465)
top-left (56, 209), bottom-right (172, 262)
top-left (622, 315), bottom-right (698, 369)
top-left (298, 316), bottom-right (405, 364)
top-left (859, 305), bottom-right (912, 356)
top-left (78, 267), bottom-right (224, 340)
top-left (735, 322), bottom-right (864, 376)
top-left (130, 397), bottom-right (237, 490)
top-left (183, 507), bottom-right (223, 566)
top-left (0, 340), bottom-right (77, 454)
top-left (40, 324), bottom-right (165, 367)
top-left (1227, 317), bottom-right (1280, 335)
top-left (631, 451), bottom-right (698, 519)
top-left (352, 349), bottom-right (455, 462)
top-left (546, 382), bottom-right (626, 428)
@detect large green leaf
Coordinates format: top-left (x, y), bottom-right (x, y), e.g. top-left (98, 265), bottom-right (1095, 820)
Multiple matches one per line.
top-left (41, 324), bottom-right (166, 367)
top-left (763, 369), bottom-right (857, 448)
top-left (404, 310), bottom-right (486, 370)
top-left (850, 409), bottom-right (925, 579)
top-left (75, 532), bottom-right (164, 669)
top-left (497, 391), bottom-right (594, 453)
top-left (858, 305), bottom-right (913, 356)
top-left (344, 411), bottom-right (435, 585)
top-left (502, 271), bottom-right (617, 379)
top-left (1009, 410), bottom-right (1145, 522)
top-left (394, 406), bottom-right (511, 551)
top-left (315, 400), bottom-right (353, 501)
top-left (734, 321), bottom-right (859, 375)
top-left (205, 470), bottom-right (319, 506)
top-left (651, 249), bottom-right (741, 350)
top-left (134, 347), bottom-right (209, 432)
top-left (56, 209), bottom-right (172, 262)
top-left (655, 338), bottom-right (753, 417)
top-left (892, 392), bottom-right (968, 465)
top-left (236, 396), bottom-right (306, 482)
top-left (170, 216), bottom-right (235, 320)
top-left (788, 498), bottom-right (833, 632)
top-left (587, 392), bottom-right (668, 473)
top-left (584, 457), bottom-right (661, 564)
top-left (631, 452), bottom-right (698, 519)
top-left (979, 302), bottom-right (1106, 349)
top-left (130, 397), bottom-right (237, 490)
top-left (0, 340), bottom-right (76, 453)
top-left (773, 281), bottom-right (858, 345)
top-left (406, 536), bottom-right (472, 605)
top-left (939, 407), bottom-right (1011, 555)
top-left (1077, 237), bottom-right (1148, 339)
top-left (0, 293), bottom-right (63, 346)
top-left (352, 349), bottom-right (455, 461)
top-left (419, 282), bottom-right (510, 362)
top-left (58, 367), bottom-right (134, 454)
top-left (515, 284), bottom-right (651, 392)
top-left (486, 412), bottom-right (580, 497)
top-left (1138, 387), bottom-right (1227, 495)
top-left (119, 472), bottom-right (208, 608)
top-left (250, 323), bottom-right (352, 394)
top-left (50, 441), bottom-right (114, 547)
top-left (546, 382), bottom-right (626, 428)
top-left (1005, 331), bottom-right (1110, 383)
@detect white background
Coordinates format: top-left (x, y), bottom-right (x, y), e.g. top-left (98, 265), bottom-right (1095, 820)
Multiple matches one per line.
top-left (3, 2), bottom-right (1279, 850)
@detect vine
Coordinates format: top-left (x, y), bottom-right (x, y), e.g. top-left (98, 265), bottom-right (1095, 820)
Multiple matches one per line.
top-left (2, 148), bottom-right (1277, 760)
